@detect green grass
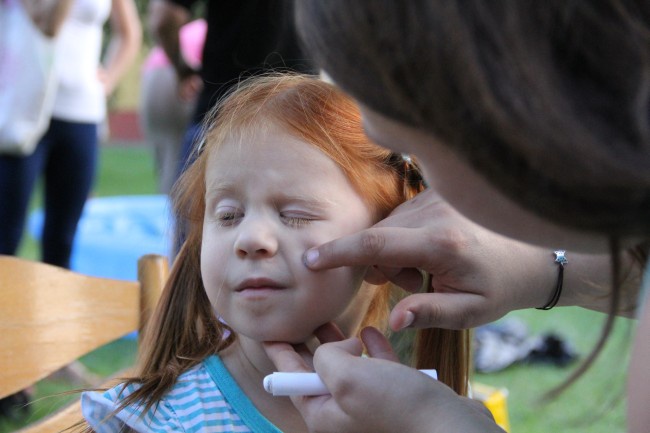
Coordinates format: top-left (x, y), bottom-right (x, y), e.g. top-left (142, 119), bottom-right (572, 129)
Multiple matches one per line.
top-left (475, 308), bottom-right (630, 433)
top-left (93, 146), bottom-right (157, 196)
top-left (5, 145), bottom-right (630, 432)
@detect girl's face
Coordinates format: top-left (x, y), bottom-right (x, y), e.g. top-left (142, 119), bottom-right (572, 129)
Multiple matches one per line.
top-left (358, 104), bottom-right (611, 253)
top-left (201, 123), bottom-right (376, 343)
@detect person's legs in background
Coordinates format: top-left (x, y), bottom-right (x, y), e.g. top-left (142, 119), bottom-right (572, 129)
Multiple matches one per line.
top-left (178, 121), bottom-right (203, 177)
top-left (0, 131), bottom-right (50, 256)
top-left (41, 118), bottom-right (98, 268)
top-left (171, 121), bottom-right (202, 257)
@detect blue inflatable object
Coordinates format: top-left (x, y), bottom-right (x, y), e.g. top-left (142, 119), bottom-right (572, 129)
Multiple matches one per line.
top-left (28, 195), bottom-right (173, 281)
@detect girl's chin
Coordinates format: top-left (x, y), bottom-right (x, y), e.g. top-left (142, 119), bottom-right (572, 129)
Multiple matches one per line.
top-left (244, 330), bottom-right (320, 347)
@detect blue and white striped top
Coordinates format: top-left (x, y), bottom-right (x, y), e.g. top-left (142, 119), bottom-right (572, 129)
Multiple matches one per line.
top-left (81, 355), bottom-right (282, 433)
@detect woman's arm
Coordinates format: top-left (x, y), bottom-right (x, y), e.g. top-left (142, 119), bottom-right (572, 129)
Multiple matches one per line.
top-left (148, 0), bottom-right (201, 101)
top-left (148, 0), bottom-right (192, 79)
top-left (100, 0), bottom-right (142, 96)
top-left (304, 189), bottom-right (644, 331)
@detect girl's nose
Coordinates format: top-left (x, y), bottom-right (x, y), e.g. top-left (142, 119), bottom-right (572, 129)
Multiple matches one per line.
top-left (234, 217), bottom-right (279, 258)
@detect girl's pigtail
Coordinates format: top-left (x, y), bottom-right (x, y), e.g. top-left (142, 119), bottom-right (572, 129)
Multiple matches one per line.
top-left (389, 153), bottom-right (470, 396)
top-left (414, 327), bottom-right (470, 396)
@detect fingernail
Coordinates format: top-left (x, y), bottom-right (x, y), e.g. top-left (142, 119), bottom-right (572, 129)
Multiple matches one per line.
top-left (399, 311), bottom-right (415, 330)
top-left (303, 248), bottom-right (319, 267)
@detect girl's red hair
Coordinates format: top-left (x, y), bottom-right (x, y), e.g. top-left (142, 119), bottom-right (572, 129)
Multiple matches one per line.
top-left (115, 74), bottom-right (468, 416)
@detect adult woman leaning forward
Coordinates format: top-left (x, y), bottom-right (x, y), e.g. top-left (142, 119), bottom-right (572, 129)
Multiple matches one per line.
top-left (264, 2), bottom-right (650, 432)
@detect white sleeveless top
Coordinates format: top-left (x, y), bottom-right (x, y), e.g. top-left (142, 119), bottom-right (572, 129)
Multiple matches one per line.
top-left (51, 0), bottom-right (111, 123)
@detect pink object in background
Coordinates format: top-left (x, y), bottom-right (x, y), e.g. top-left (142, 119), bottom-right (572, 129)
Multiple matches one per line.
top-left (142, 18), bottom-right (206, 73)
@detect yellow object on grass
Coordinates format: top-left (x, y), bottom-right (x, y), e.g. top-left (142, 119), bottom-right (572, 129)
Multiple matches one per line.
top-left (472, 382), bottom-right (511, 432)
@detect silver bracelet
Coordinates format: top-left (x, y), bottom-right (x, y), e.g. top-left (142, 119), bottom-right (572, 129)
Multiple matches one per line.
top-left (537, 250), bottom-right (568, 310)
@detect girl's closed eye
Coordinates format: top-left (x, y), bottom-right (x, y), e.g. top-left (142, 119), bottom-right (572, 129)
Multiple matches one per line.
top-left (280, 211), bottom-right (317, 228)
top-left (216, 207), bottom-right (243, 226)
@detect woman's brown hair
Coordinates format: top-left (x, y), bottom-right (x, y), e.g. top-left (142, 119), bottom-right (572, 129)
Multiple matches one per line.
top-left (101, 74), bottom-right (469, 420)
top-left (296, 0), bottom-right (650, 237)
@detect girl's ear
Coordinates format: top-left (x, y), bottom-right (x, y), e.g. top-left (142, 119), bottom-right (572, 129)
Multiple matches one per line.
top-left (364, 265), bottom-right (389, 285)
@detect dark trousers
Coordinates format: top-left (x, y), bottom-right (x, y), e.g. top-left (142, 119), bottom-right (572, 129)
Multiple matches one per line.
top-left (170, 122), bottom-right (202, 258)
top-left (0, 118), bottom-right (98, 268)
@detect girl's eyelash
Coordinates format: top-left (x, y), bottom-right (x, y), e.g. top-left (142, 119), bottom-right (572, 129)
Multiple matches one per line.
top-left (214, 210), bottom-right (315, 227)
top-left (282, 215), bottom-right (313, 227)
top-left (216, 211), bottom-right (240, 226)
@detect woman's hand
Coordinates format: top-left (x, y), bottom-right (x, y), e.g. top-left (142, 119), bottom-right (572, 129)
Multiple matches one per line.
top-left (303, 188), bottom-right (628, 329)
top-left (177, 73), bottom-right (203, 102)
top-left (264, 326), bottom-right (503, 433)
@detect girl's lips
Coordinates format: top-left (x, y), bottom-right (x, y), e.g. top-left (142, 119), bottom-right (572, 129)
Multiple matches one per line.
top-left (236, 281), bottom-right (288, 300)
top-left (239, 286), bottom-right (282, 292)
top-left (235, 277), bottom-right (285, 292)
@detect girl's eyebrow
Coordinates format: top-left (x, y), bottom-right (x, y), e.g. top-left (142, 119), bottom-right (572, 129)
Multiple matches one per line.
top-left (205, 180), bottom-right (332, 210)
top-left (205, 180), bottom-right (238, 196)
top-left (280, 195), bottom-right (332, 212)
top-left (206, 184), bottom-right (232, 194)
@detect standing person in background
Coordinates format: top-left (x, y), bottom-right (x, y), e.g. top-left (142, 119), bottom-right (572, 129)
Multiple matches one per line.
top-left (149, 0), bottom-right (314, 180)
top-left (140, 18), bottom-right (206, 195)
top-left (0, 0), bottom-right (140, 420)
top-left (0, 1), bottom-right (74, 420)
top-left (0, 0), bottom-right (141, 269)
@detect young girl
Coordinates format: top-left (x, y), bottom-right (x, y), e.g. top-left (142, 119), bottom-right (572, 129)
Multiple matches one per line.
top-left (81, 74), bottom-right (469, 432)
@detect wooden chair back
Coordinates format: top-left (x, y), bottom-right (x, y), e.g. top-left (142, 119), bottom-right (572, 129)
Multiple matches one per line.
top-left (0, 254), bottom-right (169, 432)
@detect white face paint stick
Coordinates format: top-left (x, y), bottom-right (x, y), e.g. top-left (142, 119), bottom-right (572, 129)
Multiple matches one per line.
top-left (263, 369), bottom-right (438, 396)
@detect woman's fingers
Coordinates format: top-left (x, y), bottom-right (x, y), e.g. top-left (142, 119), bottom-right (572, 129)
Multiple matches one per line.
top-left (360, 327), bottom-right (400, 362)
top-left (389, 292), bottom-right (491, 330)
top-left (304, 226), bottom-right (434, 270)
top-left (313, 322), bottom-right (346, 344)
top-left (263, 341), bottom-right (313, 372)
